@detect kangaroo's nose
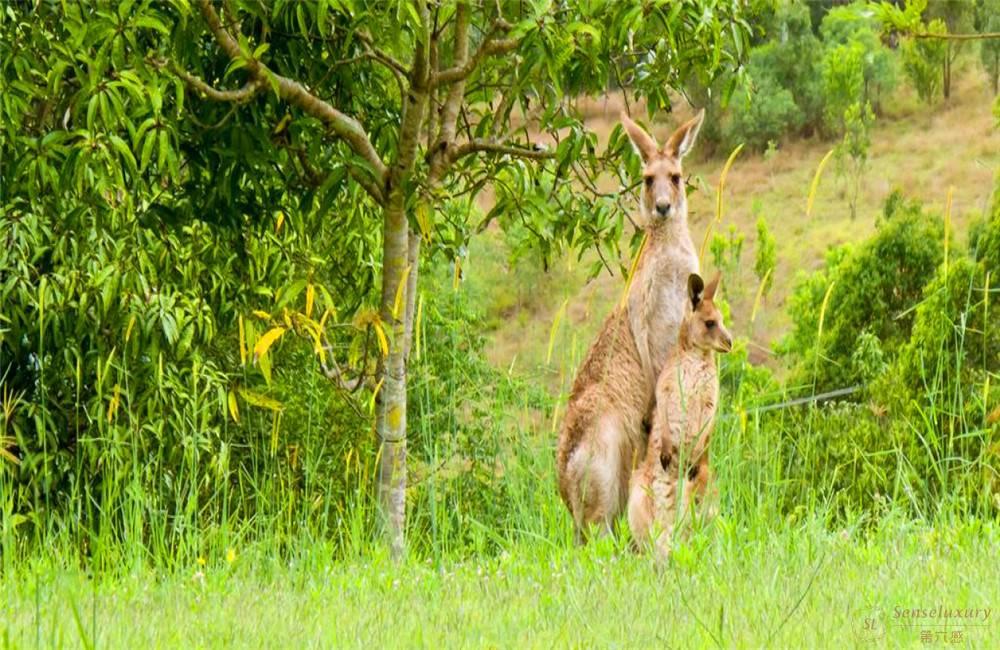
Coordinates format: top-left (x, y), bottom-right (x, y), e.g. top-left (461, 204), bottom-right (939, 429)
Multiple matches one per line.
top-left (655, 202), bottom-right (671, 217)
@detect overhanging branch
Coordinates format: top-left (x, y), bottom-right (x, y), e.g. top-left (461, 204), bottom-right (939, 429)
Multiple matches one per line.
top-left (165, 62), bottom-right (262, 103)
top-left (195, 0), bottom-right (388, 198)
top-left (432, 19), bottom-right (518, 86)
top-left (448, 138), bottom-right (554, 164)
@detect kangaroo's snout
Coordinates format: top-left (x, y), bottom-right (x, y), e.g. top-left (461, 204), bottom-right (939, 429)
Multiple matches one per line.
top-left (655, 201), bottom-right (671, 218)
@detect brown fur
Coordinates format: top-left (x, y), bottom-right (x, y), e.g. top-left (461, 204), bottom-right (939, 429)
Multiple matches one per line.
top-left (628, 272), bottom-right (732, 558)
top-left (557, 110), bottom-right (705, 542)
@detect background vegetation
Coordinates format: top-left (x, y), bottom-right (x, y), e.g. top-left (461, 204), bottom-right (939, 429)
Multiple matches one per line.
top-left (2, 0), bottom-right (999, 646)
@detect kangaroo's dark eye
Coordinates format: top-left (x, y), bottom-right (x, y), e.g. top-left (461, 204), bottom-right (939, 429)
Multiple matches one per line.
top-left (705, 320), bottom-right (716, 329)
top-left (644, 176), bottom-right (653, 188)
top-left (671, 174), bottom-right (682, 186)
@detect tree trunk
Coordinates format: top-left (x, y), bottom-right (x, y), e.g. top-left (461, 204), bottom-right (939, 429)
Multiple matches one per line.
top-left (376, 196), bottom-right (411, 560)
top-left (943, 45), bottom-right (952, 100)
top-left (375, 22), bottom-right (429, 556)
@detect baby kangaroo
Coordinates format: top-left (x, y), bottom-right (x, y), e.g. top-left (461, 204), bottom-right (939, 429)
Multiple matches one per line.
top-left (628, 272), bottom-right (732, 559)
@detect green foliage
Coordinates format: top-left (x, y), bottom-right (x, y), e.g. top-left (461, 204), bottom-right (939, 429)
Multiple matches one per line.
top-left (754, 215), bottom-right (777, 297)
top-left (724, 72), bottom-right (803, 152)
top-left (821, 40), bottom-right (867, 137)
top-left (820, 2), bottom-right (898, 114)
top-left (775, 186), bottom-right (1000, 519)
top-left (709, 225), bottom-right (746, 295)
top-left (723, 2), bottom-right (820, 149)
top-left (780, 190), bottom-right (944, 391)
top-left (901, 19), bottom-right (948, 103)
top-left (979, 0), bottom-right (1000, 94)
top-left (837, 101), bottom-right (875, 220)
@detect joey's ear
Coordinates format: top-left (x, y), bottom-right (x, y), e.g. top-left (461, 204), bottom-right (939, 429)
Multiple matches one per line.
top-left (687, 273), bottom-right (705, 309)
top-left (620, 112), bottom-right (658, 162)
top-left (664, 109), bottom-right (705, 159)
top-left (703, 271), bottom-right (721, 301)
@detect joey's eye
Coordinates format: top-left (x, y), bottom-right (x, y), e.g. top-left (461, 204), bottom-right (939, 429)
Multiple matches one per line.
top-left (644, 176), bottom-right (653, 188)
top-left (705, 320), bottom-right (716, 329)
top-left (671, 174), bottom-right (682, 186)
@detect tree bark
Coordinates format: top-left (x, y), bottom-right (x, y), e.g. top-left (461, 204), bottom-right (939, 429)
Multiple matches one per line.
top-left (376, 194), bottom-right (411, 560)
top-left (375, 2), bottom-right (430, 558)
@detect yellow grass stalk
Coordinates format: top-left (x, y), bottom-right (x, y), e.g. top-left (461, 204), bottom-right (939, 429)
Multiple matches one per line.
top-left (124, 314), bottom-right (137, 344)
top-left (750, 267), bottom-right (773, 325)
top-left (414, 292), bottom-right (424, 360)
top-left (305, 283), bottom-right (315, 318)
top-left (620, 233), bottom-right (648, 309)
top-left (238, 315), bottom-right (247, 366)
top-left (806, 149), bottom-right (836, 219)
top-left (817, 280), bottom-right (836, 344)
top-left (944, 186), bottom-right (953, 275)
top-left (699, 143), bottom-right (744, 265)
top-left (106, 383), bottom-right (121, 423)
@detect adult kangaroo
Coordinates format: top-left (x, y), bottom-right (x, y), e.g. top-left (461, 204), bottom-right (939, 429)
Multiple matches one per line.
top-left (557, 109), bottom-right (704, 543)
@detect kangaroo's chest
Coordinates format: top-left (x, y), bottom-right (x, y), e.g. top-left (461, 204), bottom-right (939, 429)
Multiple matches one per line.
top-left (631, 244), bottom-right (698, 378)
top-left (660, 357), bottom-right (718, 450)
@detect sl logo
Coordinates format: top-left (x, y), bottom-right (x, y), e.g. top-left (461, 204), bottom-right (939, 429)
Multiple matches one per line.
top-left (854, 607), bottom-right (885, 643)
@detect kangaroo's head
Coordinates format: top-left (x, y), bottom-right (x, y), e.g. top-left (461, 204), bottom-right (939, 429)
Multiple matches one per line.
top-left (621, 109), bottom-right (704, 226)
top-left (683, 272), bottom-right (733, 354)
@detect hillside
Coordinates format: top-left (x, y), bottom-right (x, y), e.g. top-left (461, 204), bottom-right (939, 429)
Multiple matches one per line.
top-left (464, 72), bottom-right (1000, 392)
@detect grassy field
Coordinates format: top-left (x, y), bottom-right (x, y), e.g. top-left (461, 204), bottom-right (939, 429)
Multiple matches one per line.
top-left (4, 57), bottom-right (998, 650)
top-left (5, 518), bottom-right (999, 647)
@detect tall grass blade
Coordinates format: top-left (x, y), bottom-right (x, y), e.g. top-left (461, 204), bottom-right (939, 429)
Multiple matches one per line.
top-left (699, 143), bottom-right (744, 264)
top-left (620, 233), bottom-right (648, 309)
top-left (806, 149), bottom-right (835, 219)
top-left (546, 298), bottom-right (569, 365)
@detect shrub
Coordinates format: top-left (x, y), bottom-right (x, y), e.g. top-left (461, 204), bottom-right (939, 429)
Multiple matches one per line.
top-left (819, 1), bottom-right (898, 113)
top-left (901, 19), bottom-right (948, 104)
top-left (724, 72), bottom-right (803, 152)
top-left (980, 0), bottom-right (1000, 94)
top-left (821, 40), bottom-right (867, 137)
top-left (779, 191), bottom-right (944, 391)
top-left (754, 216), bottom-right (777, 299)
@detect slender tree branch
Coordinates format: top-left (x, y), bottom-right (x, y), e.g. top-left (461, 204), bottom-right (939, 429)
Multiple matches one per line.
top-left (167, 63), bottom-right (262, 102)
top-left (349, 167), bottom-right (385, 203)
top-left (195, 0), bottom-right (388, 196)
top-left (432, 17), bottom-right (518, 86)
top-left (355, 31), bottom-right (411, 77)
top-left (448, 139), bottom-right (554, 163)
top-left (912, 31), bottom-right (1000, 41)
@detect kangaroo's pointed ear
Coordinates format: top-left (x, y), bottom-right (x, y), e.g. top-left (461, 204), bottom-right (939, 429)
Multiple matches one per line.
top-left (688, 273), bottom-right (705, 309)
top-left (621, 112), bottom-right (658, 162)
top-left (664, 109), bottom-right (705, 159)
top-left (703, 271), bottom-right (721, 301)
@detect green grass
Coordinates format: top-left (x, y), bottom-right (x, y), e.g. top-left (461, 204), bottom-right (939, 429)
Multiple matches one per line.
top-left (5, 517), bottom-right (999, 648)
top-left (3, 53), bottom-right (998, 650)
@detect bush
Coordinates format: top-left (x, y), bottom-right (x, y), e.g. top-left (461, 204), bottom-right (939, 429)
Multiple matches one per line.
top-left (901, 19), bottom-right (948, 104)
top-left (819, 1), bottom-right (898, 114)
top-left (724, 72), bottom-right (803, 152)
top-left (773, 187), bottom-right (1000, 521)
top-left (779, 191), bottom-right (943, 391)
